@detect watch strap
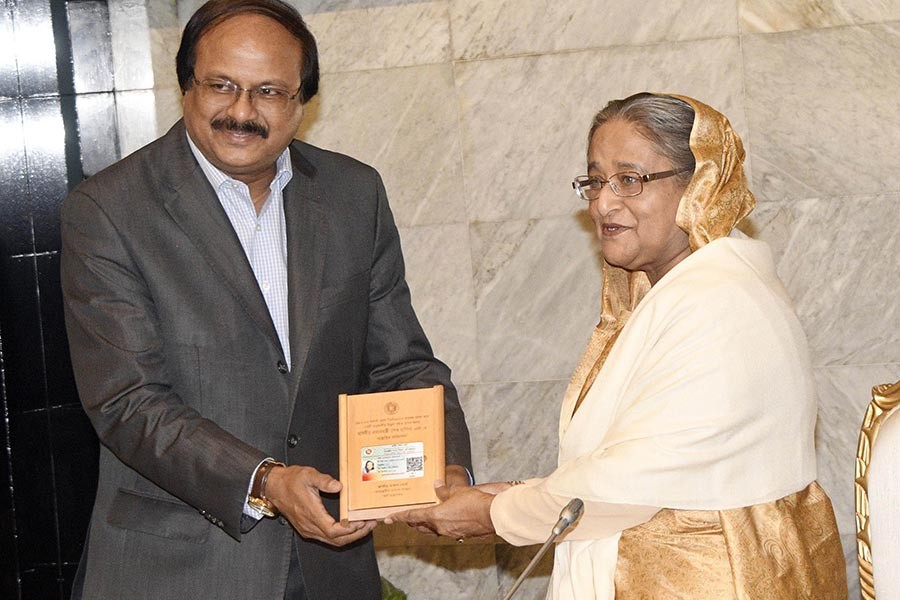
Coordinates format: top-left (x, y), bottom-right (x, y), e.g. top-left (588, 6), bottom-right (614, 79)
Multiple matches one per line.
top-left (249, 460), bottom-right (286, 518)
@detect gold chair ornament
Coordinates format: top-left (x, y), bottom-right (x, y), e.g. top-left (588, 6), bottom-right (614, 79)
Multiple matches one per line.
top-left (855, 379), bottom-right (900, 600)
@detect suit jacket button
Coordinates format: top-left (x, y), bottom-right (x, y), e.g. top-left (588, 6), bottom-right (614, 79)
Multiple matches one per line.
top-left (277, 360), bottom-right (288, 374)
top-left (278, 516), bottom-right (288, 526)
top-left (287, 434), bottom-right (299, 448)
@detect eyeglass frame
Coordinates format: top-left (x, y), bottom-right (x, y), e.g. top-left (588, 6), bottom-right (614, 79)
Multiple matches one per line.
top-left (572, 166), bottom-right (693, 201)
top-left (190, 75), bottom-right (303, 111)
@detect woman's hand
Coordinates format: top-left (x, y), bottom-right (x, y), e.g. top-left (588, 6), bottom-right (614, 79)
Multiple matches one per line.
top-left (384, 481), bottom-right (496, 540)
top-left (472, 481), bottom-right (515, 495)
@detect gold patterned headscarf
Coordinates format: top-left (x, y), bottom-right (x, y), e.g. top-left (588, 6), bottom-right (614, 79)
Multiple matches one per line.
top-left (565, 94), bottom-right (756, 417)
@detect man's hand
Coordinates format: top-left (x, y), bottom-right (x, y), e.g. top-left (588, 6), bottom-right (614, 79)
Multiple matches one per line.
top-left (265, 465), bottom-right (376, 546)
top-left (444, 464), bottom-right (471, 489)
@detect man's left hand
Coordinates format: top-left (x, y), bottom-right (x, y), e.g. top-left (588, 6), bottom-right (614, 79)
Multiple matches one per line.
top-left (444, 464), bottom-right (471, 489)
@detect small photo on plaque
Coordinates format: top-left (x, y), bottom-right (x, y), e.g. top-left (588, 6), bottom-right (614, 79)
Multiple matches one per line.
top-left (360, 442), bottom-right (425, 482)
top-left (339, 386), bottom-right (445, 521)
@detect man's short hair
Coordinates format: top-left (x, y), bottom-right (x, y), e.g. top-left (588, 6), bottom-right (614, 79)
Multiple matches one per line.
top-left (176, 0), bottom-right (319, 103)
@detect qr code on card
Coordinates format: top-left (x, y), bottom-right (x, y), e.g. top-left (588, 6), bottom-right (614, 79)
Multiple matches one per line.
top-left (406, 456), bottom-right (424, 473)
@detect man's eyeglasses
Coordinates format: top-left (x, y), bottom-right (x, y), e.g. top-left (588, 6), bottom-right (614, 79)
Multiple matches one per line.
top-left (191, 76), bottom-right (302, 113)
top-left (572, 167), bottom-right (692, 201)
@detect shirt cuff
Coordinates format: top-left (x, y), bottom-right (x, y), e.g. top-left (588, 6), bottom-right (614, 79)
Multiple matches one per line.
top-left (243, 457), bottom-right (275, 520)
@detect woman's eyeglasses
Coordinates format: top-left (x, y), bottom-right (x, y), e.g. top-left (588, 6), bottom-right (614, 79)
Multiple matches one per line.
top-left (572, 167), bottom-right (692, 201)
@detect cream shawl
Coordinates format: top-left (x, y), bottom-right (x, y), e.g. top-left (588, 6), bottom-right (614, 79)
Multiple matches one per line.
top-left (490, 96), bottom-right (818, 599)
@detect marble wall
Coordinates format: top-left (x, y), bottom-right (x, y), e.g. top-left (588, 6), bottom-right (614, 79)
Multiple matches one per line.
top-left (113, 0), bottom-right (900, 597)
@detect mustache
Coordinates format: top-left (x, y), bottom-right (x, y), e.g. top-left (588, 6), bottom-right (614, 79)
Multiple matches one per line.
top-left (211, 117), bottom-right (269, 139)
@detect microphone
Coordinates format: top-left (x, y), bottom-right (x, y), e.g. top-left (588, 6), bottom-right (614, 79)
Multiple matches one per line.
top-left (552, 498), bottom-right (584, 536)
top-left (500, 498), bottom-right (584, 600)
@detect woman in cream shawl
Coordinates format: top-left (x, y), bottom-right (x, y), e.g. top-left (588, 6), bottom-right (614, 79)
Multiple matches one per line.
top-left (387, 93), bottom-right (846, 599)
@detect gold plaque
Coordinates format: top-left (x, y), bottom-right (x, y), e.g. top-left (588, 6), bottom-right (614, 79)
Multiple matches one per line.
top-left (338, 385), bottom-right (445, 521)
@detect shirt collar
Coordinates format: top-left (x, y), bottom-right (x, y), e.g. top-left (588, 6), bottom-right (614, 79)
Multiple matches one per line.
top-left (186, 132), bottom-right (293, 195)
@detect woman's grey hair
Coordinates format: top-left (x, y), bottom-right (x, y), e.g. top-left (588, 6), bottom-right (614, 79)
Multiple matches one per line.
top-left (588, 93), bottom-right (696, 186)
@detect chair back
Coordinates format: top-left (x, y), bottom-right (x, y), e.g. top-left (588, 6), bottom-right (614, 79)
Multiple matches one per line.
top-left (856, 380), bottom-right (900, 600)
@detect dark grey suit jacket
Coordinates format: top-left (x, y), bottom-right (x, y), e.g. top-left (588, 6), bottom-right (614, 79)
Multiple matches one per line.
top-left (61, 121), bottom-right (472, 599)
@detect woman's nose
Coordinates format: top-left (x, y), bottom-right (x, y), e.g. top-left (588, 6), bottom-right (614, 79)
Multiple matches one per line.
top-left (590, 186), bottom-right (622, 218)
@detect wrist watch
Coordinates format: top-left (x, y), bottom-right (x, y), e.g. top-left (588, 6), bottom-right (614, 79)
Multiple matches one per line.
top-left (248, 460), bottom-right (286, 518)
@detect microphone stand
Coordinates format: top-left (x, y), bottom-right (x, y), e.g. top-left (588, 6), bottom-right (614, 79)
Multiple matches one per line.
top-left (500, 498), bottom-right (584, 600)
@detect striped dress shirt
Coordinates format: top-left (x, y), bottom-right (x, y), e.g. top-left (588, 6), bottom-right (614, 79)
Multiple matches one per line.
top-left (187, 135), bottom-right (293, 369)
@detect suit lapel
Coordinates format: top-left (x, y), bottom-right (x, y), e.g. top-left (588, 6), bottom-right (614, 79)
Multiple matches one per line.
top-left (284, 144), bottom-right (327, 401)
top-left (160, 122), bottom-right (281, 349)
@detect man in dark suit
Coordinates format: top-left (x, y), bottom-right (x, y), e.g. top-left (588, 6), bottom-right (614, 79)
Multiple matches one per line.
top-left (60, 1), bottom-right (472, 598)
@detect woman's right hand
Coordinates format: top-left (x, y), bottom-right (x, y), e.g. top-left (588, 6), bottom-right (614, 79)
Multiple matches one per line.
top-left (473, 481), bottom-right (515, 495)
top-left (385, 482), bottom-right (496, 539)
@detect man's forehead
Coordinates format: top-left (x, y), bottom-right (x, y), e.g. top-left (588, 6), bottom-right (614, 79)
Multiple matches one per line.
top-left (197, 12), bottom-right (299, 49)
top-left (193, 13), bottom-right (304, 74)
